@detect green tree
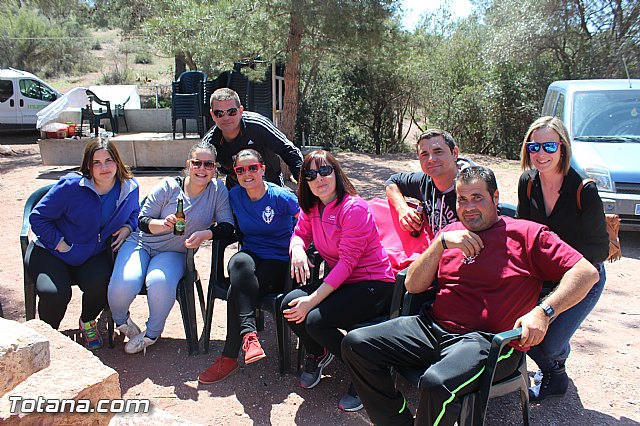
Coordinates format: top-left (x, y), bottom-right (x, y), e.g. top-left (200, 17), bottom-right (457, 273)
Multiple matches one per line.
top-left (144, 0), bottom-right (399, 141)
top-left (0, 3), bottom-right (91, 77)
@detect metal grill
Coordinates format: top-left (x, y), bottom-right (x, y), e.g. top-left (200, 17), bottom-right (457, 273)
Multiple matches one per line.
top-left (615, 182), bottom-right (640, 195)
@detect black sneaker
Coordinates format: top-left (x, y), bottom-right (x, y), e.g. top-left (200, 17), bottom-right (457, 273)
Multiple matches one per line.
top-left (299, 348), bottom-right (335, 389)
top-left (529, 363), bottom-right (569, 402)
top-left (338, 382), bottom-right (363, 412)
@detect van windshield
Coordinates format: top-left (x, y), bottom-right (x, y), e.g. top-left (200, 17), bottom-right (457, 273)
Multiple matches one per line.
top-left (572, 90), bottom-right (640, 142)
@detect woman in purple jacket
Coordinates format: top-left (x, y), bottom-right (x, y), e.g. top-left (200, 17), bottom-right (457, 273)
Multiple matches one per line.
top-left (282, 150), bottom-right (395, 412)
top-left (26, 137), bottom-right (139, 350)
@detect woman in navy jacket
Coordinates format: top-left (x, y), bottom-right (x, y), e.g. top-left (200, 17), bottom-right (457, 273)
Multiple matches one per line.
top-left (26, 136), bottom-right (139, 350)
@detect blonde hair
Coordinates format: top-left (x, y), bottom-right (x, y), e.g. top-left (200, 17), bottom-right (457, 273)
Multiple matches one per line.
top-left (520, 116), bottom-right (572, 175)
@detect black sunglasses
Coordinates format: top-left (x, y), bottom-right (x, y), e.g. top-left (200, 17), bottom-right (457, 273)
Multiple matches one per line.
top-left (526, 142), bottom-right (560, 154)
top-left (212, 107), bottom-right (239, 118)
top-left (304, 165), bottom-right (334, 181)
top-left (234, 162), bottom-right (262, 175)
top-left (190, 159), bottom-right (216, 170)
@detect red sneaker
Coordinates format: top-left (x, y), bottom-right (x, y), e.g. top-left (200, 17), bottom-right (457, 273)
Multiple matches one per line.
top-left (242, 331), bottom-right (266, 364)
top-left (198, 356), bottom-right (238, 384)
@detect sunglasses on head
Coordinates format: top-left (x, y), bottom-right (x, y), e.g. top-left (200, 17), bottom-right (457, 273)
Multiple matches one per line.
top-left (212, 107), bottom-right (239, 118)
top-left (190, 159), bottom-right (216, 170)
top-left (234, 162), bottom-right (262, 175)
top-left (526, 142), bottom-right (561, 154)
top-left (304, 165), bottom-right (334, 181)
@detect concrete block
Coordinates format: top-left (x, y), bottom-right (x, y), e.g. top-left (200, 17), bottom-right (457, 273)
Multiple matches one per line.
top-left (0, 320), bottom-right (121, 425)
top-left (0, 318), bottom-right (50, 397)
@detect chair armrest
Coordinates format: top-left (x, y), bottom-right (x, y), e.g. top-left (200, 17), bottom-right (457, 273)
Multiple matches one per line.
top-left (389, 268), bottom-right (407, 319)
top-left (186, 247), bottom-right (195, 273)
top-left (208, 235), bottom-right (238, 286)
top-left (476, 327), bottom-right (523, 416)
top-left (401, 286), bottom-right (438, 316)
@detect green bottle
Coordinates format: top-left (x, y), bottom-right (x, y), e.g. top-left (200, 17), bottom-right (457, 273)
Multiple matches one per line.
top-left (174, 197), bottom-right (186, 236)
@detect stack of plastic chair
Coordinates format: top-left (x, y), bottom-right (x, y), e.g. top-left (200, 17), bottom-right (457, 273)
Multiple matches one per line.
top-left (172, 70), bottom-right (206, 139)
top-left (203, 76), bottom-right (224, 130)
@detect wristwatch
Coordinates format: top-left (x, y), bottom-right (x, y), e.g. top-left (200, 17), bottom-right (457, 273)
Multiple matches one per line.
top-left (538, 302), bottom-right (555, 320)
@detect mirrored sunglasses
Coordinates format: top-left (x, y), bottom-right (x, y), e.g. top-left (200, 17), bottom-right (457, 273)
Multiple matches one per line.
top-left (304, 165), bottom-right (334, 181)
top-left (234, 162), bottom-right (262, 175)
top-left (212, 107), bottom-right (239, 118)
top-left (190, 159), bottom-right (216, 170)
top-left (526, 142), bottom-right (560, 154)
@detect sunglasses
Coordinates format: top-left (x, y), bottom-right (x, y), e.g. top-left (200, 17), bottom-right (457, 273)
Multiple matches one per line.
top-left (212, 107), bottom-right (239, 118)
top-left (190, 159), bottom-right (216, 170)
top-left (304, 165), bottom-right (334, 181)
top-left (234, 162), bottom-right (262, 175)
top-left (526, 142), bottom-right (561, 154)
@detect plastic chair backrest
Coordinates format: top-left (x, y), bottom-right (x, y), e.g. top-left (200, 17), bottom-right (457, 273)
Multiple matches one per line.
top-left (176, 70), bottom-right (206, 94)
top-left (20, 184), bottom-right (55, 256)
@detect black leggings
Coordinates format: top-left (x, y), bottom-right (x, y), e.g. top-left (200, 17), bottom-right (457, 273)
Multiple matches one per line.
top-left (25, 242), bottom-right (111, 329)
top-left (223, 251), bottom-right (289, 358)
top-left (281, 279), bottom-right (393, 360)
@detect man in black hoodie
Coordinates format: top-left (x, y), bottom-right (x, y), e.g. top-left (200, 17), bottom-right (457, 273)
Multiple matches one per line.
top-left (385, 129), bottom-right (465, 238)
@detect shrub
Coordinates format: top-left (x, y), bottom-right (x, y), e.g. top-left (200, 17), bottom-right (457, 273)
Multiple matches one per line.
top-left (134, 52), bottom-right (152, 64)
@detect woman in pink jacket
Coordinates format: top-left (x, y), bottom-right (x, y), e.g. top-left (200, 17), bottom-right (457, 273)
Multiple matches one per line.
top-left (282, 150), bottom-right (395, 412)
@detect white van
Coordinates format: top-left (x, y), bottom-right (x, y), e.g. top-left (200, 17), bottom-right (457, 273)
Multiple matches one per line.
top-left (542, 79), bottom-right (640, 231)
top-left (0, 68), bottom-right (61, 130)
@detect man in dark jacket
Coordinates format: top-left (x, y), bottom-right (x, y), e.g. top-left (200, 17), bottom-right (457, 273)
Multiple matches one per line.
top-left (386, 129), bottom-right (468, 238)
top-left (202, 88), bottom-right (303, 189)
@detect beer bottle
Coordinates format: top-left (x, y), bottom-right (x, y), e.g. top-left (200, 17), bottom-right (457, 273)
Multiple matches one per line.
top-left (174, 196), bottom-right (186, 236)
top-left (410, 202), bottom-right (424, 237)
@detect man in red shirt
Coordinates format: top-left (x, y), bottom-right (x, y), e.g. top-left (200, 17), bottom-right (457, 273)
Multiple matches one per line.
top-left (342, 166), bottom-right (599, 426)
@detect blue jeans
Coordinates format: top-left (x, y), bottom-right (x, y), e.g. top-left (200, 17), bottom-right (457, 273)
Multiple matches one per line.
top-left (528, 262), bottom-right (606, 371)
top-left (108, 240), bottom-right (185, 339)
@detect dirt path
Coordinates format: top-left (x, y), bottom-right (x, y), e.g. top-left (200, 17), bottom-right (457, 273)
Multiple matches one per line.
top-left (1, 142), bottom-right (639, 425)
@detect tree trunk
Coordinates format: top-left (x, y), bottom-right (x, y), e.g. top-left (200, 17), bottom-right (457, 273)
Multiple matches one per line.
top-left (281, 1), bottom-right (303, 142)
top-left (175, 54), bottom-right (187, 80)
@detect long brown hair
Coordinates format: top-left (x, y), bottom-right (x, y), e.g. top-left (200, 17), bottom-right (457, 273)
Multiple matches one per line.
top-left (297, 150), bottom-right (357, 213)
top-left (80, 136), bottom-right (132, 181)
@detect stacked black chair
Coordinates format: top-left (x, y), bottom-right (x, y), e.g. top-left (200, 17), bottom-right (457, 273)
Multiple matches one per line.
top-left (203, 77), bottom-right (225, 130)
top-left (172, 70), bottom-right (207, 139)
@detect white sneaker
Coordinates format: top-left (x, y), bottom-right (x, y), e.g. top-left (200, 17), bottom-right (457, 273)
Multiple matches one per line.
top-left (116, 317), bottom-right (141, 340)
top-left (125, 331), bottom-right (158, 355)
top-left (533, 369), bottom-right (543, 385)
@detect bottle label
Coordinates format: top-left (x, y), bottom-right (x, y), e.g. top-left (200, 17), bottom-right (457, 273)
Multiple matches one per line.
top-left (175, 218), bottom-right (186, 232)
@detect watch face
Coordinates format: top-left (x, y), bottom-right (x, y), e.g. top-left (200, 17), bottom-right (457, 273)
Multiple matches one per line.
top-left (540, 303), bottom-right (554, 317)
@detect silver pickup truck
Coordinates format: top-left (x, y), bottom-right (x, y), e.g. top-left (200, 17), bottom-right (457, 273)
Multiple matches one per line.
top-left (542, 79), bottom-right (640, 231)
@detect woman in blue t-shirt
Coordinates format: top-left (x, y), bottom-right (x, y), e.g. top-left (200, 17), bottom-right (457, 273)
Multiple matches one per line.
top-left (198, 149), bottom-right (299, 384)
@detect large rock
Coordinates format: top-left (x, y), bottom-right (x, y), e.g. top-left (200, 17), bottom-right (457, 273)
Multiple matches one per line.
top-left (0, 318), bottom-right (50, 397)
top-left (0, 320), bottom-right (121, 425)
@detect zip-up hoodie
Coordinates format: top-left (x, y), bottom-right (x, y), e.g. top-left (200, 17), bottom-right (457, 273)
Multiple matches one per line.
top-left (30, 172), bottom-right (140, 266)
top-left (290, 194), bottom-right (394, 289)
